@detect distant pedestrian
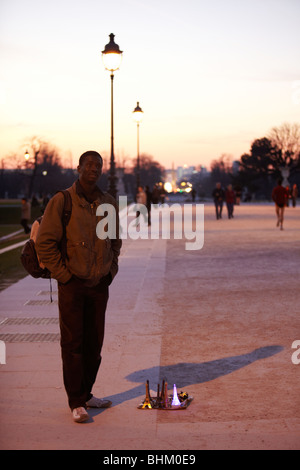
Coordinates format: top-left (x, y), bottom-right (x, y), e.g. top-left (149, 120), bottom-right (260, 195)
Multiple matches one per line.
top-left (291, 184), bottom-right (298, 207)
top-left (136, 186), bottom-right (146, 205)
top-left (20, 197), bottom-right (31, 234)
top-left (145, 185), bottom-right (152, 225)
top-left (272, 178), bottom-right (288, 230)
top-left (212, 182), bottom-right (225, 220)
top-left (135, 186), bottom-right (147, 225)
top-left (159, 186), bottom-right (166, 204)
top-left (151, 185), bottom-right (160, 205)
top-left (191, 188), bottom-right (196, 202)
top-left (225, 184), bottom-right (235, 219)
top-left (234, 185), bottom-right (242, 205)
top-left (285, 186), bottom-right (291, 207)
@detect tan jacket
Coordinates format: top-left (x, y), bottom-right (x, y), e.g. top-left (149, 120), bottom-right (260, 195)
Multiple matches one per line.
top-left (35, 182), bottom-right (122, 286)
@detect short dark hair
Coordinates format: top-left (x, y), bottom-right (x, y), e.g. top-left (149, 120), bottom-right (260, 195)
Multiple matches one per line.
top-left (79, 151), bottom-right (103, 166)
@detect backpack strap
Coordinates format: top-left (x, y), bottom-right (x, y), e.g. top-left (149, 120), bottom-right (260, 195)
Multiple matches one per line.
top-left (56, 190), bottom-right (72, 264)
top-left (60, 189), bottom-right (72, 227)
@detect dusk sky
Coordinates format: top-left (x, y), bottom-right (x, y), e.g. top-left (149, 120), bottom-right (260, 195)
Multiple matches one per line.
top-left (1, 0), bottom-right (299, 170)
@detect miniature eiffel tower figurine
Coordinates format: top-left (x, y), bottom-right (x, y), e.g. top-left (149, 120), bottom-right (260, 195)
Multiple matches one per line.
top-left (160, 379), bottom-right (165, 403)
top-left (171, 384), bottom-right (181, 406)
top-left (141, 380), bottom-right (153, 409)
top-left (163, 381), bottom-right (169, 408)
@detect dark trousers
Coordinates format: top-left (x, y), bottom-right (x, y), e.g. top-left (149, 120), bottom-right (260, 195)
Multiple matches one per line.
top-left (21, 218), bottom-right (30, 234)
top-left (58, 278), bottom-right (109, 410)
top-left (214, 201), bottom-right (223, 219)
top-left (226, 202), bottom-right (234, 219)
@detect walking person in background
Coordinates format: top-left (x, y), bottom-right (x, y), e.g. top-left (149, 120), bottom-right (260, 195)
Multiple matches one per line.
top-left (151, 185), bottom-right (160, 205)
top-left (145, 185), bottom-right (152, 226)
top-left (285, 185), bottom-right (291, 207)
top-left (191, 187), bottom-right (196, 202)
top-left (272, 178), bottom-right (288, 230)
top-left (291, 184), bottom-right (298, 207)
top-left (225, 184), bottom-right (236, 219)
top-left (159, 185), bottom-right (166, 204)
top-left (20, 197), bottom-right (31, 234)
top-left (36, 151), bottom-right (122, 423)
top-left (212, 182), bottom-right (225, 220)
top-left (135, 185), bottom-right (147, 225)
top-left (234, 185), bottom-right (242, 205)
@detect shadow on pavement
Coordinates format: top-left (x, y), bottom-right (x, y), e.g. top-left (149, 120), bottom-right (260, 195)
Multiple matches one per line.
top-left (89, 345), bottom-right (283, 418)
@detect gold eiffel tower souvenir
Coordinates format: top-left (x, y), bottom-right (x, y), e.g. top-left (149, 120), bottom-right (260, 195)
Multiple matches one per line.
top-left (141, 380), bottom-right (153, 409)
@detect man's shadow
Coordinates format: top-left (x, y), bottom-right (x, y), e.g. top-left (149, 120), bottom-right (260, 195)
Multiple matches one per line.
top-left (88, 345), bottom-right (283, 419)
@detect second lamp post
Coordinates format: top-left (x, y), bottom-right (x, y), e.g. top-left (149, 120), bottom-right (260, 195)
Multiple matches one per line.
top-left (102, 33), bottom-right (123, 199)
top-left (133, 101), bottom-right (143, 191)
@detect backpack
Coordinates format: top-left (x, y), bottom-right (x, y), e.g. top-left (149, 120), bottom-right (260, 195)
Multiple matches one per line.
top-left (20, 190), bottom-right (72, 279)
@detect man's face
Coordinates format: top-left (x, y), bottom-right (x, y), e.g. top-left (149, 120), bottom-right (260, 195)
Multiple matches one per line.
top-left (78, 155), bottom-right (103, 184)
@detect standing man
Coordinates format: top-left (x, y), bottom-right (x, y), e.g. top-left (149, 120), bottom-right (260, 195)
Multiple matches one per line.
top-left (36, 151), bottom-right (122, 422)
top-left (272, 178), bottom-right (288, 230)
top-left (212, 182), bottom-right (225, 220)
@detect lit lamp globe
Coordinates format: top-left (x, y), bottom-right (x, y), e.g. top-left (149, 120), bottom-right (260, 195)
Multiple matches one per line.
top-left (133, 102), bottom-right (143, 123)
top-left (102, 33), bottom-right (123, 72)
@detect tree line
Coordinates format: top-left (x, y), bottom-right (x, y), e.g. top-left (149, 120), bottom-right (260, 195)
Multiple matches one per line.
top-left (1, 123), bottom-right (299, 201)
top-left (0, 137), bottom-right (165, 199)
top-left (191, 122), bottom-right (300, 200)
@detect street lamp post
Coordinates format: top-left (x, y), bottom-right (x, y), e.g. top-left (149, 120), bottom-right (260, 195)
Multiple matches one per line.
top-left (132, 101), bottom-right (143, 191)
top-left (24, 150), bottom-right (30, 197)
top-left (102, 33), bottom-right (123, 199)
top-left (24, 148), bottom-right (39, 199)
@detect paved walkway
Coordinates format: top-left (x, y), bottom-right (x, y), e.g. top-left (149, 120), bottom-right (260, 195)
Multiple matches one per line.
top-left (0, 203), bottom-right (299, 450)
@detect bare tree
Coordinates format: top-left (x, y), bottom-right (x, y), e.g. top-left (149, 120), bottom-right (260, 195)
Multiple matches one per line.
top-left (210, 154), bottom-right (233, 173)
top-left (268, 122), bottom-right (300, 167)
top-left (210, 154), bottom-right (233, 187)
top-left (22, 137), bottom-right (62, 197)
